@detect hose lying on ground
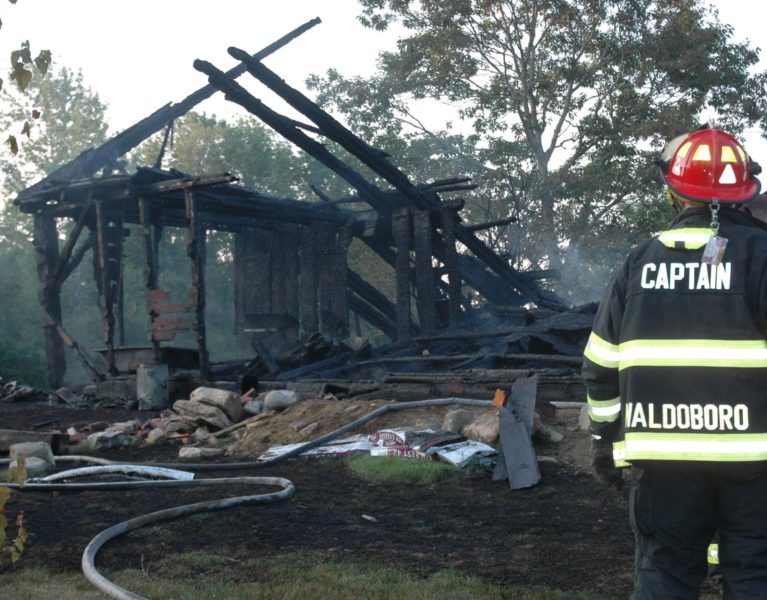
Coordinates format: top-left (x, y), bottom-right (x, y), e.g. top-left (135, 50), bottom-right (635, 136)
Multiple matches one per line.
top-left (3, 396), bottom-right (496, 599)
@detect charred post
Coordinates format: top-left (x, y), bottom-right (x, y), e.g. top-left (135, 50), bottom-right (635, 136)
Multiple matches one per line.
top-left (393, 207), bottom-right (413, 342)
top-left (138, 196), bottom-right (162, 362)
top-left (185, 189), bottom-right (210, 381)
top-left (298, 227), bottom-right (319, 335)
top-left (413, 209), bottom-right (437, 334)
top-left (33, 214), bottom-right (66, 388)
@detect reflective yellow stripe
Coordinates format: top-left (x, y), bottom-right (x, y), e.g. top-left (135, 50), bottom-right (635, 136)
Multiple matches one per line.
top-left (612, 440), bottom-right (629, 467)
top-left (587, 394), bottom-right (621, 423)
top-left (585, 336), bottom-right (767, 370)
top-left (708, 543), bottom-right (719, 565)
top-left (619, 339), bottom-right (767, 369)
top-left (620, 432), bottom-right (767, 461)
top-left (583, 333), bottom-right (620, 369)
top-left (657, 228), bottom-right (715, 249)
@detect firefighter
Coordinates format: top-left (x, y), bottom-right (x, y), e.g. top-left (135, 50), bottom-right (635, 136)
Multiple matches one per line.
top-left (582, 126), bottom-right (767, 599)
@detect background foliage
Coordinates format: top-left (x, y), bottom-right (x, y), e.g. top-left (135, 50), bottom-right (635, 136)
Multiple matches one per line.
top-left (1, 0), bottom-right (766, 388)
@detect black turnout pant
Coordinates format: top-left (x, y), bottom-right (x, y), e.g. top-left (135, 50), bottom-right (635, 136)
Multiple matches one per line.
top-left (630, 461), bottom-right (767, 600)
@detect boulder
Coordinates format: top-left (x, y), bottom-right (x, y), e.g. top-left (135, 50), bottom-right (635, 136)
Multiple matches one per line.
top-left (10, 441), bottom-right (56, 468)
top-left (264, 389), bottom-right (299, 411)
top-left (173, 400), bottom-right (232, 431)
top-left (178, 446), bottom-right (225, 460)
top-left (87, 431), bottom-right (131, 450)
top-left (442, 409), bottom-right (475, 434)
top-left (146, 428), bottom-right (169, 445)
top-left (192, 426), bottom-right (210, 443)
top-left (10, 456), bottom-right (52, 478)
top-left (190, 387), bottom-right (243, 422)
top-left (243, 399), bottom-right (264, 415)
top-left (463, 412), bottom-right (500, 445)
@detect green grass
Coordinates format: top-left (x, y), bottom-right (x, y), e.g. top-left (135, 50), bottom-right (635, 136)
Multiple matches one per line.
top-left (2, 552), bottom-right (612, 600)
top-left (346, 454), bottom-right (463, 484)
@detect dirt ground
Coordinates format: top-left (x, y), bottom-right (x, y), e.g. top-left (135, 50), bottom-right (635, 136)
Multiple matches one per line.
top-left (1, 397), bottom-right (639, 596)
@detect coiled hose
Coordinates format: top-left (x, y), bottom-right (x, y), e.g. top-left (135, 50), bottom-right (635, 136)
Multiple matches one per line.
top-left (3, 397), bottom-right (494, 599)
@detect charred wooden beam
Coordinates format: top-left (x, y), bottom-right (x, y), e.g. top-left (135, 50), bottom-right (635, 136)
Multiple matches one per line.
top-left (298, 227), bottom-right (320, 335)
top-left (279, 224), bottom-right (301, 345)
top-left (193, 59), bottom-right (394, 216)
top-left (413, 209), bottom-right (437, 334)
top-left (229, 46), bottom-right (432, 210)
top-left (41, 306), bottom-right (106, 381)
top-left (138, 196), bottom-right (162, 361)
top-left (33, 214), bottom-right (66, 388)
top-left (347, 292), bottom-right (397, 340)
top-left (50, 202), bottom-right (93, 287)
top-left (94, 201), bottom-right (119, 375)
top-left (393, 208), bottom-right (412, 342)
top-left (185, 189), bottom-right (210, 380)
top-left (59, 236), bottom-right (92, 283)
top-left (332, 225), bottom-right (353, 339)
top-left (439, 206), bottom-right (463, 325)
top-left (15, 18), bottom-right (321, 204)
top-left (462, 216), bottom-right (517, 233)
top-left (347, 269), bottom-right (397, 324)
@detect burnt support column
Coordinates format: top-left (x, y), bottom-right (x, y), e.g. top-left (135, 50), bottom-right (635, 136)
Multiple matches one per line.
top-left (393, 207), bottom-right (412, 342)
top-left (94, 201), bottom-right (119, 375)
top-left (413, 209), bottom-right (437, 334)
top-left (272, 223), bottom-right (300, 344)
top-left (316, 229), bottom-right (336, 336)
top-left (440, 207), bottom-right (463, 326)
top-left (185, 190), bottom-right (210, 381)
top-left (139, 197), bottom-right (162, 362)
top-left (33, 214), bottom-right (66, 388)
top-left (332, 225), bottom-right (353, 339)
top-left (298, 227), bottom-right (319, 335)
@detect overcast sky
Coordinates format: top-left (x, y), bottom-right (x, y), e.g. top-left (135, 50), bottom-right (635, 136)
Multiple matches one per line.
top-left (1, 0), bottom-right (766, 157)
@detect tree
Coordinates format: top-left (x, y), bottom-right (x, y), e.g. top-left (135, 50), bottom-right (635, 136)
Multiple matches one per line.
top-left (0, 65), bottom-right (108, 197)
top-left (0, 64), bottom-right (109, 387)
top-left (314, 0), bottom-right (767, 300)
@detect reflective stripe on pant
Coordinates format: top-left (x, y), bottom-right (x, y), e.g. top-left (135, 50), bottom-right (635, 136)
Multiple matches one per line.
top-left (629, 462), bottom-right (767, 600)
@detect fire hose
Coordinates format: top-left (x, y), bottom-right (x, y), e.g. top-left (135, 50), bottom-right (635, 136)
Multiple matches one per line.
top-left (2, 397), bottom-right (495, 599)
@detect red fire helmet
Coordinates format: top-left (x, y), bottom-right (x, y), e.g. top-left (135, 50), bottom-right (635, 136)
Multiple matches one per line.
top-left (658, 127), bottom-right (761, 204)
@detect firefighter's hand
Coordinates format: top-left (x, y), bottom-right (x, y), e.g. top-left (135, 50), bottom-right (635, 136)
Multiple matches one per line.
top-left (590, 436), bottom-right (624, 490)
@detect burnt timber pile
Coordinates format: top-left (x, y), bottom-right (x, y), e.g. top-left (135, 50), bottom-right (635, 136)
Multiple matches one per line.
top-left (13, 19), bottom-right (592, 407)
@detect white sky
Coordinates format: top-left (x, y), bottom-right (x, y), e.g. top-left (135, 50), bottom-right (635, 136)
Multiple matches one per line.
top-left (1, 0), bottom-right (766, 159)
top-left (0, 0), bottom-right (400, 132)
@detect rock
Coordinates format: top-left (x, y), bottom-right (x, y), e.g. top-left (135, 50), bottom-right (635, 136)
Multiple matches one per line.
top-left (166, 419), bottom-right (195, 435)
top-left (173, 400), bottom-right (232, 431)
top-left (146, 428), bottom-right (169, 445)
top-left (243, 399), bottom-right (264, 415)
top-left (463, 412), bottom-right (500, 445)
top-left (87, 431), bottom-right (131, 450)
top-left (299, 422), bottom-right (319, 437)
top-left (82, 384), bottom-right (98, 398)
top-left (264, 389), bottom-right (299, 411)
top-left (193, 426), bottom-right (210, 443)
top-left (10, 456), bottom-right (52, 478)
top-left (10, 441), bottom-right (55, 469)
top-left (190, 387), bottom-right (243, 422)
top-left (442, 409), bottom-right (475, 434)
top-left (178, 446), bottom-right (225, 460)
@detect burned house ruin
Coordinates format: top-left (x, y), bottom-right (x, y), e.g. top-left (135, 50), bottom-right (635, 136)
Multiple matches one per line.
top-left (14, 19), bottom-right (593, 405)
